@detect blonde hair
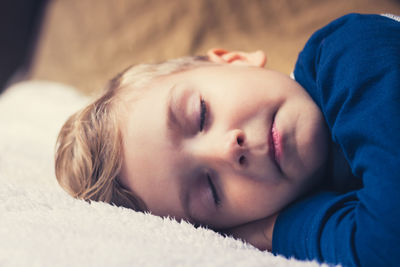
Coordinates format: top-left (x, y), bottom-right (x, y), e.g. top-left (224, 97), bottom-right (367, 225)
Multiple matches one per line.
top-left (55, 56), bottom-right (213, 211)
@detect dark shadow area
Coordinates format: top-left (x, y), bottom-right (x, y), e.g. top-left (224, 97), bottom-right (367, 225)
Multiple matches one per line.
top-left (0, 0), bottom-right (49, 92)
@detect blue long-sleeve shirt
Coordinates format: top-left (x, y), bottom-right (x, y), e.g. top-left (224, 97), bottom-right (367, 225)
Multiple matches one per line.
top-left (272, 14), bottom-right (400, 267)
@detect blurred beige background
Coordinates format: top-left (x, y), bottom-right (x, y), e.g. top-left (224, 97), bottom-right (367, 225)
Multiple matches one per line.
top-left (30, 0), bottom-right (400, 95)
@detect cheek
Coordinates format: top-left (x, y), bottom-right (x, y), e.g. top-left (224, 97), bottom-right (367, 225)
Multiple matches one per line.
top-left (224, 177), bottom-right (296, 221)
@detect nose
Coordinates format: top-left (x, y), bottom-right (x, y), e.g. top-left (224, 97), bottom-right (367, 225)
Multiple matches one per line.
top-left (203, 129), bottom-right (248, 169)
top-left (225, 129), bottom-right (247, 167)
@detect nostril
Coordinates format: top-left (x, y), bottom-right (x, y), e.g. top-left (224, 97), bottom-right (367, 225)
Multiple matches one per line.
top-left (237, 135), bottom-right (244, 146)
top-left (239, 155), bottom-right (246, 165)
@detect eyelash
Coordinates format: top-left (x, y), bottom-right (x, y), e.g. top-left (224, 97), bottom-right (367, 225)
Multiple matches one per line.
top-left (199, 98), bottom-right (207, 132)
top-left (207, 174), bottom-right (220, 206)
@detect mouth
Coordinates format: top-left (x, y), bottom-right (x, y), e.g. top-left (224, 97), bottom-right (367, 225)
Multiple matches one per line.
top-left (269, 119), bottom-right (283, 173)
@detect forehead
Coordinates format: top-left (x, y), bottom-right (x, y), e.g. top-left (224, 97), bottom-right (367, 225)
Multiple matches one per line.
top-left (118, 74), bottom-right (178, 198)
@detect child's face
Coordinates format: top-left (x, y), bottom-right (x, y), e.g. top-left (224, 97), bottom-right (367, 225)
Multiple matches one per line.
top-left (119, 63), bottom-right (329, 229)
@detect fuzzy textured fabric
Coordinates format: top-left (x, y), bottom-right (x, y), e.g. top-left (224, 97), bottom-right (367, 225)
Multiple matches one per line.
top-left (0, 81), bottom-right (326, 267)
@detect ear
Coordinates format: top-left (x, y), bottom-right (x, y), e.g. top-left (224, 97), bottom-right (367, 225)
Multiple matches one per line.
top-left (207, 48), bottom-right (267, 67)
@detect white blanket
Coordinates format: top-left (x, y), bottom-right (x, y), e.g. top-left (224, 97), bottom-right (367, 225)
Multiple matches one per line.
top-left (0, 81), bottom-right (325, 267)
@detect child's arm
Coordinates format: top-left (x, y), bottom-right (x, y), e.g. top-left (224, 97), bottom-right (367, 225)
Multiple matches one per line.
top-left (272, 14), bottom-right (400, 266)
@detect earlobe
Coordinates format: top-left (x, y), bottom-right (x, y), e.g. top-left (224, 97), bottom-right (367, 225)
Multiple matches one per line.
top-left (207, 48), bottom-right (267, 67)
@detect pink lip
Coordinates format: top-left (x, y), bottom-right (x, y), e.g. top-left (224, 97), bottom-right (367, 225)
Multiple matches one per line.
top-left (269, 121), bottom-right (282, 172)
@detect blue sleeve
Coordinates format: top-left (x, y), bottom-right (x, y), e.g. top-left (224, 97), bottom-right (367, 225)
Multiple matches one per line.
top-left (272, 14), bottom-right (400, 267)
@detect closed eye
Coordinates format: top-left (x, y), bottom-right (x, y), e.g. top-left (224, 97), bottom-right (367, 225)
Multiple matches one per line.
top-left (207, 174), bottom-right (220, 206)
top-left (199, 98), bottom-right (207, 132)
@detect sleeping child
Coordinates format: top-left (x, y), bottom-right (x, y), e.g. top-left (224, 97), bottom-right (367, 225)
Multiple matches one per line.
top-left (55, 13), bottom-right (400, 266)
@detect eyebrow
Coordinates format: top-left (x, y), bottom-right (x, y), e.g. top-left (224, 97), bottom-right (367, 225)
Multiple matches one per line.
top-left (166, 84), bottom-right (181, 145)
